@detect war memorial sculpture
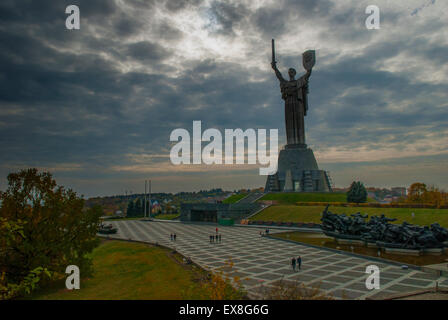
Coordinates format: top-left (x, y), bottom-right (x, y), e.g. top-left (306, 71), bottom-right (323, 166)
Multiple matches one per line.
top-left (265, 40), bottom-right (332, 192)
top-left (321, 205), bottom-right (448, 250)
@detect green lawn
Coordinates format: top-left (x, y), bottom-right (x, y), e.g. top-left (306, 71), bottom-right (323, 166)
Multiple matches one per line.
top-left (223, 193), bottom-right (248, 204)
top-left (155, 214), bottom-right (180, 220)
top-left (251, 205), bottom-right (448, 227)
top-left (29, 240), bottom-right (211, 300)
top-left (102, 216), bottom-right (142, 221)
top-left (259, 192), bottom-right (347, 204)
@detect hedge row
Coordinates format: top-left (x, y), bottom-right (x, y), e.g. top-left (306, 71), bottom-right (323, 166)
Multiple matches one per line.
top-left (295, 202), bottom-right (448, 209)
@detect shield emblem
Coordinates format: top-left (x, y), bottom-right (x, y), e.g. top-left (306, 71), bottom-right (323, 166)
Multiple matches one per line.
top-left (302, 50), bottom-right (316, 71)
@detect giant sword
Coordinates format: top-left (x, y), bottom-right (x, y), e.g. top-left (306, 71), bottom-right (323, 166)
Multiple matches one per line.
top-left (271, 38), bottom-right (276, 64)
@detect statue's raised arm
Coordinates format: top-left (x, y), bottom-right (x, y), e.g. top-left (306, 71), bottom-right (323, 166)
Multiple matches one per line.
top-left (304, 68), bottom-right (312, 81)
top-left (271, 62), bottom-right (286, 82)
top-left (271, 39), bottom-right (285, 82)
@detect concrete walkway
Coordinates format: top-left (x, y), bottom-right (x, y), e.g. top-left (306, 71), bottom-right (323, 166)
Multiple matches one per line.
top-left (102, 220), bottom-right (448, 299)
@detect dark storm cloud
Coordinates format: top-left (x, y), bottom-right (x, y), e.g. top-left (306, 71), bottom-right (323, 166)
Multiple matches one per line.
top-left (208, 0), bottom-right (249, 35)
top-left (251, 0), bottom-right (402, 44)
top-left (304, 41), bottom-right (448, 149)
top-left (251, 7), bottom-right (287, 39)
top-left (154, 22), bottom-right (184, 41)
top-left (113, 13), bottom-right (142, 37)
top-left (0, 5), bottom-right (275, 172)
top-left (251, 0), bottom-right (334, 38)
top-left (0, 0), bottom-right (117, 25)
top-left (127, 41), bottom-right (172, 62)
top-left (0, 0), bottom-right (447, 195)
top-left (164, 0), bottom-right (203, 12)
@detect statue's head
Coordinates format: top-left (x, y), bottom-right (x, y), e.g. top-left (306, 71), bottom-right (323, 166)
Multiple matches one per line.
top-left (288, 68), bottom-right (296, 80)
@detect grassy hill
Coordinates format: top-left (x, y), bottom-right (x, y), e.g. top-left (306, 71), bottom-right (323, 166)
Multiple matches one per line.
top-left (29, 240), bottom-right (227, 300)
top-left (155, 213), bottom-right (180, 220)
top-left (259, 192), bottom-right (347, 204)
top-left (250, 205), bottom-right (448, 228)
top-left (222, 193), bottom-right (248, 204)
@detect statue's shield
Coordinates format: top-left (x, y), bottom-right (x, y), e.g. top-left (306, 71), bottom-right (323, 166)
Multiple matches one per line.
top-left (302, 50), bottom-right (316, 71)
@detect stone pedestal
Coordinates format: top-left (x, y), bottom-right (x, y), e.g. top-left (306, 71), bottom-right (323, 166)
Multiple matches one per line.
top-left (366, 242), bottom-right (379, 248)
top-left (422, 248), bottom-right (444, 255)
top-left (265, 144), bottom-right (332, 192)
top-left (384, 247), bottom-right (421, 256)
top-left (335, 239), bottom-right (365, 246)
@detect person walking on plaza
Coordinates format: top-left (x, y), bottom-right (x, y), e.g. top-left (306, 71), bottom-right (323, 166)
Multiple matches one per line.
top-left (211, 234), bottom-right (215, 243)
top-left (218, 234), bottom-right (221, 243)
top-left (291, 257), bottom-right (296, 271)
top-left (216, 227), bottom-right (219, 234)
top-left (297, 256), bottom-right (302, 270)
top-left (173, 233), bottom-right (177, 241)
top-left (170, 233), bottom-right (173, 241)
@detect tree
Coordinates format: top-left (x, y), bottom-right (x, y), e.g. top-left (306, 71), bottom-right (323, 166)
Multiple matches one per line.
top-left (146, 199), bottom-right (151, 216)
top-left (405, 183), bottom-right (447, 207)
top-left (425, 185), bottom-right (447, 207)
top-left (0, 218), bottom-right (51, 299)
top-left (407, 183), bottom-right (427, 203)
top-left (0, 169), bottom-right (101, 299)
top-left (135, 198), bottom-right (142, 217)
top-left (184, 259), bottom-right (247, 300)
top-left (126, 200), bottom-right (135, 217)
top-left (347, 181), bottom-right (367, 203)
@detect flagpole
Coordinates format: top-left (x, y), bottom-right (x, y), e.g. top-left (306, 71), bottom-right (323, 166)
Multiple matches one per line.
top-left (148, 180), bottom-right (151, 217)
top-left (144, 180), bottom-right (147, 218)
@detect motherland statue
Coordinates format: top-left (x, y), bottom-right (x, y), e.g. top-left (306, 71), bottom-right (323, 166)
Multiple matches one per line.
top-left (265, 40), bottom-right (332, 193)
top-left (271, 39), bottom-right (315, 147)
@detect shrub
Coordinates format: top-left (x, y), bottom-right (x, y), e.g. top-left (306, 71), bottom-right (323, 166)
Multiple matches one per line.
top-left (347, 181), bottom-right (368, 203)
top-left (257, 279), bottom-right (333, 300)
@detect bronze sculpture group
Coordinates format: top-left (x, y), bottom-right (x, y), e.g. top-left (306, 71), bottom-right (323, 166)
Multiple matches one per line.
top-left (321, 205), bottom-right (448, 250)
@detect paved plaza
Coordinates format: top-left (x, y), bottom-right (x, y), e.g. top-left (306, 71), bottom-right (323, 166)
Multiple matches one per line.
top-left (103, 220), bottom-right (448, 299)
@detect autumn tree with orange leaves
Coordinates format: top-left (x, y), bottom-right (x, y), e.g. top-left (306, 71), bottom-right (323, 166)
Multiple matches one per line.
top-left (406, 182), bottom-right (447, 207)
top-left (0, 169), bottom-right (102, 299)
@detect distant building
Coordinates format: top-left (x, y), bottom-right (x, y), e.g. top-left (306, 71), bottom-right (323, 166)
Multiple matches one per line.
top-left (114, 210), bottom-right (124, 217)
top-left (367, 191), bottom-right (376, 200)
top-left (382, 196), bottom-right (401, 203)
top-left (151, 201), bottom-right (162, 214)
top-left (180, 202), bottom-right (260, 223)
top-left (391, 187), bottom-right (407, 197)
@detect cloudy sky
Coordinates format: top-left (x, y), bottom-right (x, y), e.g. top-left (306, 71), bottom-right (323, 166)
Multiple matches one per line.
top-left (0, 0), bottom-right (447, 197)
